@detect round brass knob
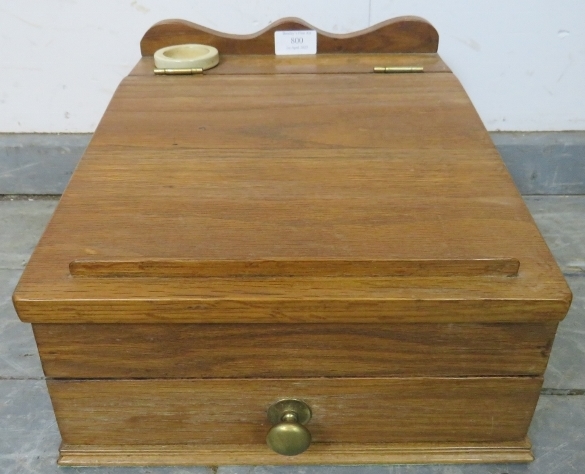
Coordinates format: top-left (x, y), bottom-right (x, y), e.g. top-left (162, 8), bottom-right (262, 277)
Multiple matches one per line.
top-left (266, 399), bottom-right (312, 456)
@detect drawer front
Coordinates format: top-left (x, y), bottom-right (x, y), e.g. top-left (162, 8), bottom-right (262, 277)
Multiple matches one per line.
top-left (34, 323), bottom-right (556, 378)
top-left (48, 377), bottom-right (541, 446)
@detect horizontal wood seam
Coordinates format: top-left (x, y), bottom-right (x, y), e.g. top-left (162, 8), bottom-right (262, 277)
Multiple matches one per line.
top-left (46, 375), bottom-right (543, 381)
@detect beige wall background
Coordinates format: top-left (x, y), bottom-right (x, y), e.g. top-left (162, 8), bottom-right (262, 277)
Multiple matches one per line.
top-left (1, 0), bottom-right (584, 132)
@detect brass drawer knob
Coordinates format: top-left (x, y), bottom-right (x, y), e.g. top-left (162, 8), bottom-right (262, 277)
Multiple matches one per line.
top-left (266, 399), bottom-right (312, 456)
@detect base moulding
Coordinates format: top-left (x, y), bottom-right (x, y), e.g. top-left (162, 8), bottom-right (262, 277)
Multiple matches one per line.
top-left (59, 439), bottom-right (533, 466)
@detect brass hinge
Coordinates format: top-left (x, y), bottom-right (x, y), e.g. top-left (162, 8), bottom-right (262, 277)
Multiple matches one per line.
top-left (154, 68), bottom-right (204, 75)
top-left (373, 66), bottom-right (424, 73)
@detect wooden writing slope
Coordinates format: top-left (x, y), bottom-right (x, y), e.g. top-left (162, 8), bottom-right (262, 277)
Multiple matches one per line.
top-left (14, 18), bottom-right (571, 466)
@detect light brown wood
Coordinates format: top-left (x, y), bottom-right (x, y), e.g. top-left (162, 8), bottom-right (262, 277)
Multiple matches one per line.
top-left (58, 440), bottom-right (534, 466)
top-left (18, 295), bottom-right (568, 324)
top-left (70, 257), bottom-right (520, 278)
top-left (140, 17), bottom-right (439, 56)
top-left (34, 322), bottom-right (556, 379)
top-left (130, 53), bottom-right (451, 76)
top-left (91, 75), bottom-right (498, 150)
top-left (47, 377), bottom-right (542, 446)
top-left (13, 18), bottom-right (572, 466)
top-left (13, 74), bottom-right (571, 324)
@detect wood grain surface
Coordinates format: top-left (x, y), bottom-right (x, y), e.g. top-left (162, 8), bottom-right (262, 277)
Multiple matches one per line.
top-left (14, 72), bottom-right (571, 324)
top-left (48, 377), bottom-right (542, 446)
top-left (140, 17), bottom-right (439, 56)
top-left (69, 257), bottom-right (520, 278)
top-left (34, 322), bottom-right (556, 379)
top-left (130, 53), bottom-right (451, 76)
top-left (58, 440), bottom-right (534, 466)
top-left (13, 21), bottom-right (568, 467)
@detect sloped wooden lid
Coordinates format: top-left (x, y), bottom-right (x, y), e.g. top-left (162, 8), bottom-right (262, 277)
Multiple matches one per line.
top-left (13, 20), bottom-right (571, 324)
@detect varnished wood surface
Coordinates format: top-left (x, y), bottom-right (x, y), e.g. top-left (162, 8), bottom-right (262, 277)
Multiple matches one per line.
top-left (14, 73), bottom-right (571, 324)
top-left (130, 54), bottom-right (450, 76)
top-left (140, 17), bottom-right (439, 56)
top-left (18, 295), bottom-right (568, 324)
top-left (58, 440), bottom-right (534, 466)
top-left (70, 257), bottom-right (520, 278)
top-left (47, 377), bottom-right (541, 445)
top-left (34, 323), bottom-right (556, 379)
top-left (13, 22), bottom-right (567, 468)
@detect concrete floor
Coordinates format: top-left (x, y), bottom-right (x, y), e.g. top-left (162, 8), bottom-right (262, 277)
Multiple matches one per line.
top-left (1, 196), bottom-right (584, 474)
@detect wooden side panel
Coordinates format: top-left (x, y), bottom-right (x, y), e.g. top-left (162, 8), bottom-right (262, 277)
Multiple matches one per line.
top-left (48, 377), bottom-right (542, 446)
top-left (140, 17), bottom-right (439, 56)
top-left (34, 323), bottom-right (556, 379)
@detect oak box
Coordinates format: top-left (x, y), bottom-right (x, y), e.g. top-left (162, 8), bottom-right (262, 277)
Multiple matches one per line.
top-left (13, 17), bottom-right (571, 466)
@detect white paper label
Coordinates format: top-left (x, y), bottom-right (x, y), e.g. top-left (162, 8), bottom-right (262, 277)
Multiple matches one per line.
top-left (274, 30), bottom-right (317, 55)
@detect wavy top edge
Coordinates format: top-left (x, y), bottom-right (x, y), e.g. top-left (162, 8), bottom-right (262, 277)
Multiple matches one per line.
top-left (140, 17), bottom-right (439, 56)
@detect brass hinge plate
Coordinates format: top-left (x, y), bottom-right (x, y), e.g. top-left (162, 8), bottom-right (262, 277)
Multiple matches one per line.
top-left (373, 66), bottom-right (424, 73)
top-left (154, 68), bottom-right (204, 75)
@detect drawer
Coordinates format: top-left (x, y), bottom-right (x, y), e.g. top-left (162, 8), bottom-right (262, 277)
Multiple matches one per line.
top-left (34, 322), bottom-right (556, 378)
top-left (49, 376), bottom-right (540, 465)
